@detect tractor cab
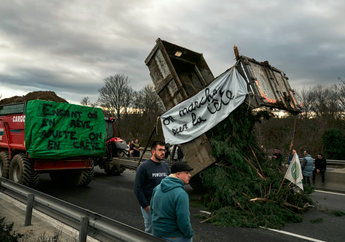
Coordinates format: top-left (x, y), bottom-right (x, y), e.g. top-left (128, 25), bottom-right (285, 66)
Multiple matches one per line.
top-left (104, 117), bottom-right (128, 158)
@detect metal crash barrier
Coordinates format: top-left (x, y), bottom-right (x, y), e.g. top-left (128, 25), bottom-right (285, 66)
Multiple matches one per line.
top-left (0, 177), bottom-right (165, 242)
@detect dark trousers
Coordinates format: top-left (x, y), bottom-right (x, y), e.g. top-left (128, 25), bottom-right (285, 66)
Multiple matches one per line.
top-left (303, 176), bottom-right (311, 185)
top-left (312, 169), bottom-right (325, 183)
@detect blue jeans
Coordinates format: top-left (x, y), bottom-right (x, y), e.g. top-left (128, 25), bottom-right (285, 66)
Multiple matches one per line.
top-left (161, 236), bottom-right (193, 242)
top-left (140, 207), bottom-right (152, 234)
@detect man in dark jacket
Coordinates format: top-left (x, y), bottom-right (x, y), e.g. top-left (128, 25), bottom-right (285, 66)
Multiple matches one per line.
top-left (177, 144), bottom-right (184, 162)
top-left (301, 150), bottom-right (314, 185)
top-left (134, 141), bottom-right (170, 234)
top-left (150, 161), bottom-right (194, 242)
top-left (272, 148), bottom-right (283, 166)
top-left (312, 153), bottom-right (327, 184)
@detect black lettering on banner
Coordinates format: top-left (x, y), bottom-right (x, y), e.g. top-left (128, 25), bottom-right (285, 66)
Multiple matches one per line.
top-left (73, 141), bottom-right (79, 149)
top-left (73, 141), bottom-right (102, 150)
top-left (41, 118), bottom-right (56, 127)
top-left (163, 116), bottom-right (175, 125)
top-left (70, 131), bottom-right (77, 140)
top-left (43, 104), bottom-right (53, 116)
top-left (41, 130), bottom-right (74, 140)
top-left (70, 119), bottom-right (91, 129)
top-left (71, 111), bottom-right (82, 118)
top-left (207, 90), bottom-right (234, 114)
top-left (94, 142), bottom-right (101, 150)
top-left (178, 86), bottom-right (234, 117)
top-left (191, 113), bottom-right (206, 126)
top-left (172, 124), bottom-right (188, 136)
top-left (47, 140), bottom-right (60, 150)
top-left (89, 132), bottom-right (102, 141)
top-left (88, 111), bottom-right (98, 119)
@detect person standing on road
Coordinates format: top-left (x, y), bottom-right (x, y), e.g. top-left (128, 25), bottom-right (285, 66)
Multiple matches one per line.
top-left (288, 149), bottom-right (299, 165)
top-left (177, 144), bottom-right (184, 162)
top-left (170, 145), bottom-right (178, 163)
top-left (312, 153), bottom-right (327, 184)
top-left (164, 143), bottom-right (171, 160)
top-left (272, 148), bottom-right (282, 160)
top-left (301, 150), bottom-right (314, 185)
top-left (133, 139), bottom-right (141, 158)
top-left (150, 161), bottom-right (194, 242)
top-left (134, 141), bottom-right (170, 234)
top-left (129, 140), bottom-right (134, 157)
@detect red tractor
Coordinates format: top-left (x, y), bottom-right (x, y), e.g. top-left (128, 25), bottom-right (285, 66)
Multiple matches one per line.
top-left (93, 117), bottom-right (128, 175)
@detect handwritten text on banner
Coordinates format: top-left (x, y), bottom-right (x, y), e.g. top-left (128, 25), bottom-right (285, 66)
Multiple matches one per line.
top-left (161, 67), bottom-right (248, 145)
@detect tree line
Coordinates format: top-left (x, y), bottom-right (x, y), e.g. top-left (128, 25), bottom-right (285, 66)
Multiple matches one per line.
top-left (81, 74), bottom-right (165, 146)
top-left (83, 74), bottom-right (345, 159)
top-left (255, 78), bottom-right (345, 159)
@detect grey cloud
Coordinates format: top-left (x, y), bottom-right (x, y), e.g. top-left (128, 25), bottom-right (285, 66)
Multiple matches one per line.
top-left (1, 0), bottom-right (345, 104)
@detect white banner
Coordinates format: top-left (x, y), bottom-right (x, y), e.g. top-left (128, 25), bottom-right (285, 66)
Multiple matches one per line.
top-left (284, 153), bottom-right (304, 190)
top-left (161, 67), bottom-right (248, 145)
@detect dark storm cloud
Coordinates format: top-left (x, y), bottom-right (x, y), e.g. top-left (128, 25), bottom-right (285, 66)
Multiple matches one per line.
top-left (0, 66), bottom-right (102, 92)
top-left (0, 0), bottom-right (344, 104)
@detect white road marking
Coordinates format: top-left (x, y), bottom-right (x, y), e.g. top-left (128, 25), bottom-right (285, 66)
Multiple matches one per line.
top-left (259, 226), bottom-right (326, 242)
top-left (315, 190), bottom-right (345, 196)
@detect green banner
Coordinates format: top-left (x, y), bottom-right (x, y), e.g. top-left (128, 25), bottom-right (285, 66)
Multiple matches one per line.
top-left (25, 100), bottom-right (106, 159)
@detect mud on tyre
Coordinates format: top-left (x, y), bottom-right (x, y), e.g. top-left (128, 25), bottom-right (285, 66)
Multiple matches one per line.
top-left (0, 151), bottom-right (11, 178)
top-left (105, 163), bottom-right (125, 176)
top-left (50, 164), bottom-right (94, 186)
top-left (9, 153), bottom-right (39, 188)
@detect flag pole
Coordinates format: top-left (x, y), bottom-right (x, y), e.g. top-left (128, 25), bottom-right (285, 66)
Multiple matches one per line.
top-left (277, 177), bottom-right (285, 195)
top-left (282, 116), bottom-right (298, 173)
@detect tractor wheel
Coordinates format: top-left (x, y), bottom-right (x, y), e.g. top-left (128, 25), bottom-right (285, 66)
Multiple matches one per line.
top-left (74, 165), bottom-right (94, 186)
top-left (120, 150), bottom-right (129, 158)
top-left (0, 151), bottom-right (11, 178)
top-left (105, 164), bottom-right (125, 176)
top-left (50, 165), bottom-right (94, 187)
top-left (9, 153), bottom-right (39, 188)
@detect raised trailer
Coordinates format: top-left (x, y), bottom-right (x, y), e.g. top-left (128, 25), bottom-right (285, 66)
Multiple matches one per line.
top-left (145, 38), bottom-right (301, 183)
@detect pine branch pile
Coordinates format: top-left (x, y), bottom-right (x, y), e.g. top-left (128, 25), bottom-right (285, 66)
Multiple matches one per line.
top-left (198, 105), bottom-right (313, 229)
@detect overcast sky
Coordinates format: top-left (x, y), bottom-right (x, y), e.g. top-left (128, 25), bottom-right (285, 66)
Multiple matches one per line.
top-left (1, 0), bottom-right (344, 104)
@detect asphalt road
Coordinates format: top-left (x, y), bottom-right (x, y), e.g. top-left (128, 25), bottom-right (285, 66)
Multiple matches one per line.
top-left (35, 166), bottom-right (345, 242)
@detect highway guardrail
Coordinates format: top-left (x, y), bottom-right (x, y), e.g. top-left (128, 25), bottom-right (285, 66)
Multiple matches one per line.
top-left (0, 177), bottom-right (165, 242)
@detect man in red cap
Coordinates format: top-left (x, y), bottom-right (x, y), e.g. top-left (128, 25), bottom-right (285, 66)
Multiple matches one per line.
top-left (150, 161), bottom-right (194, 242)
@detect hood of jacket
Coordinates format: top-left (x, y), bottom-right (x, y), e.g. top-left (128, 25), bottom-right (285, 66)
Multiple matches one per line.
top-left (160, 176), bottom-right (184, 193)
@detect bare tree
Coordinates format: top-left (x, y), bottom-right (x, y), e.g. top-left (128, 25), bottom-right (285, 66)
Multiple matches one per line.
top-left (98, 74), bottom-right (133, 136)
top-left (337, 77), bottom-right (345, 116)
top-left (308, 85), bottom-right (341, 119)
top-left (133, 85), bottom-right (165, 114)
top-left (81, 96), bottom-right (91, 106)
top-left (298, 87), bottom-right (314, 118)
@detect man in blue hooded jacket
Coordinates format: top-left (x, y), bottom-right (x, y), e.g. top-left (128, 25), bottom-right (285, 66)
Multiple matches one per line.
top-left (301, 150), bottom-right (314, 185)
top-left (150, 161), bottom-right (194, 242)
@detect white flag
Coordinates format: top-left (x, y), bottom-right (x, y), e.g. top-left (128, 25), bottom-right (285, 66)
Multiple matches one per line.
top-left (284, 153), bottom-right (304, 190)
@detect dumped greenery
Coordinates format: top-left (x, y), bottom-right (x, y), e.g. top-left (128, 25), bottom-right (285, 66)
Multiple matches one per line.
top-left (323, 210), bottom-right (345, 217)
top-left (0, 217), bottom-right (23, 242)
top-left (0, 216), bottom-right (74, 242)
top-left (310, 218), bottom-right (323, 224)
top-left (198, 105), bottom-right (313, 229)
top-left (330, 210), bottom-right (345, 217)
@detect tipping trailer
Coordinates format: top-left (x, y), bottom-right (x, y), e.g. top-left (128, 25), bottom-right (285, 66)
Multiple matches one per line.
top-left (145, 38), bottom-right (302, 186)
top-left (0, 100), bottom-right (127, 188)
